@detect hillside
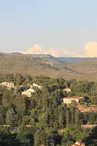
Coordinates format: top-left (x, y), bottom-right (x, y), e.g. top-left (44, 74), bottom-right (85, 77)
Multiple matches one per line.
top-left (1, 53), bottom-right (97, 81)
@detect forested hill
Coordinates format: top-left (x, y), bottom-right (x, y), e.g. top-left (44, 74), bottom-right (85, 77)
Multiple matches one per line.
top-left (1, 53), bottom-right (97, 81)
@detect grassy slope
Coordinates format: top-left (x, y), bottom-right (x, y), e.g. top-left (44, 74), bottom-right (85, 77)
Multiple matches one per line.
top-left (1, 53), bottom-right (97, 81)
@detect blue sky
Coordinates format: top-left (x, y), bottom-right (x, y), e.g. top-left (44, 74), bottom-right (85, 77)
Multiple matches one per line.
top-left (0, 0), bottom-right (97, 56)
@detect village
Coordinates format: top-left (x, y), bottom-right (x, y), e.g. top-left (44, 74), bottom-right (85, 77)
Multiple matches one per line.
top-left (0, 80), bottom-right (97, 146)
top-left (0, 81), bottom-right (42, 97)
top-left (0, 81), bottom-right (97, 116)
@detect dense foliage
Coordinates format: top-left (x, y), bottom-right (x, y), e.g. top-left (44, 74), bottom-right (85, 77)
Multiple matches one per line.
top-left (0, 74), bottom-right (97, 146)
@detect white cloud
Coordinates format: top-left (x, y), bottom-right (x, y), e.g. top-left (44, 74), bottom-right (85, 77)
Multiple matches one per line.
top-left (24, 42), bottom-right (97, 58)
top-left (84, 42), bottom-right (97, 57)
top-left (44, 48), bottom-right (59, 57)
top-left (24, 44), bottom-right (83, 57)
top-left (63, 42), bottom-right (97, 58)
top-left (24, 44), bottom-right (44, 54)
top-left (24, 44), bottom-right (61, 57)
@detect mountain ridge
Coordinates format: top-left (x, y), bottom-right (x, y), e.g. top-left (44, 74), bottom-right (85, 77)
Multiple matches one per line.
top-left (1, 52), bottom-right (97, 81)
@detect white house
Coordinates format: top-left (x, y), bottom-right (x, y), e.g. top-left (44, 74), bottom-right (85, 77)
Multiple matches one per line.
top-left (73, 96), bottom-right (83, 103)
top-left (0, 82), bottom-right (14, 88)
top-left (63, 87), bottom-right (72, 93)
top-left (22, 88), bottom-right (35, 97)
top-left (63, 96), bottom-right (83, 104)
top-left (33, 83), bottom-right (42, 89)
top-left (63, 97), bottom-right (74, 104)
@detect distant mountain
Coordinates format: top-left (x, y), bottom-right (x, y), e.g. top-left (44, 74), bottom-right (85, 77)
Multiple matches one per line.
top-left (29, 54), bottom-right (54, 58)
top-left (11, 52), bottom-right (23, 55)
top-left (1, 53), bottom-right (97, 81)
top-left (56, 57), bottom-right (97, 63)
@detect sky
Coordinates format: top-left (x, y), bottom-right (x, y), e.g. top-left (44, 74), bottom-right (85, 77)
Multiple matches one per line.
top-left (0, 0), bottom-right (97, 57)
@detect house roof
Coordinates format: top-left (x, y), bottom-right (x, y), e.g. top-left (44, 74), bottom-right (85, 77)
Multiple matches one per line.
top-left (73, 96), bottom-right (80, 99)
top-left (81, 124), bottom-right (97, 129)
top-left (27, 88), bottom-right (35, 92)
top-left (77, 104), bottom-right (97, 112)
top-left (63, 87), bottom-right (71, 91)
top-left (72, 141), bottom-right (85, 146)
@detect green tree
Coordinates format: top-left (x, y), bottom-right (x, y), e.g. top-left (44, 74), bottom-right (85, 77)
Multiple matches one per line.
top-left (16, 133), bottom-right (30, 146)
top-left (66, 109), bottom-right (70, 128)
top-left (6, 107), bottom-right (16, 128)
top-left (34, 130), bottom-right (48, 146)
top-left (75, 109), bottom-right (80, 126)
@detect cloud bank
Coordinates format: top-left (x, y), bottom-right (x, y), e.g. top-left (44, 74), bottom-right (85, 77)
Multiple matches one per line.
top-left (24, 42), bottom-right (97, 57)
top-left (64, 42), bottom-right (97, 57)
top-left (24, 44), bottom-right (76, 57)
top-left (24, 44), bottom-right (60, 57)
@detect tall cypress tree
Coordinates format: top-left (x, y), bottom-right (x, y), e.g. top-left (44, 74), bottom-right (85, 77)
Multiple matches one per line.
top-left (66, 109), bottom-right (70, 128)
